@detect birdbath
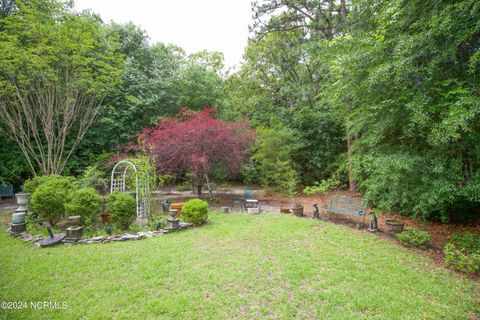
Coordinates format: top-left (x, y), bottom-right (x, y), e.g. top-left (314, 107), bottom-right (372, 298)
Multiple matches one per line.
top-left (39, 228), bottom-right (66, 247)
top-left (167, 209), bottom-right (180, 229)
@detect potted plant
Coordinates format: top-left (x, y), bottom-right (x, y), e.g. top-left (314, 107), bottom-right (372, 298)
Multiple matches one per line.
top-left (291, 200), bottom-right (304, 217)
top-left (101, 212), bottom-right (110, 224)
top-left (284, 174), bottom-right (303, 216)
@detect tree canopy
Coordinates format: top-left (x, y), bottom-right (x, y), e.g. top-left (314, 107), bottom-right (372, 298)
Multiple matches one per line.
top-left (0, 0), bottom-right (479, 222)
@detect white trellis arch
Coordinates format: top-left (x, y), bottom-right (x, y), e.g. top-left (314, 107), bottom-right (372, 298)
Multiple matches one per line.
top-left (110, 160), bottom-right (150, 218)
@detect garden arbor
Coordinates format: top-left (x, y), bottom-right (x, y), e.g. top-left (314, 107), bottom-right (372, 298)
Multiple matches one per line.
top-left (110, 160), bottom-right (150, 219)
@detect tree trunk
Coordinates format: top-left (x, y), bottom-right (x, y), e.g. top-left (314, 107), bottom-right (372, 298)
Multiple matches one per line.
top-left (196, 184), bottom-right (202, 198)
top-left (203, 173), bottom-right (214, 199)
top-left (347, 137), bottom-right (356, 194)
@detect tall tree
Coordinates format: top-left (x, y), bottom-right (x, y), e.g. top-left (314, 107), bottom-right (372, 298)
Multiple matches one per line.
top-left (0, 0), bottom-right (122, 175)
top-left (139, 108), bottom-right (254, 197)
top-left (328, 0), bottom-right (480, 221)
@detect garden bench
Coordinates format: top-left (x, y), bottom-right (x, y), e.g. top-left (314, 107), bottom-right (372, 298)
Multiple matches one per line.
top-left (0, 184), bottom-right (14, 198)
top-left (232, 188), bottom-right (259, 213)
top-left (325, 195), bottom-right (368, 229)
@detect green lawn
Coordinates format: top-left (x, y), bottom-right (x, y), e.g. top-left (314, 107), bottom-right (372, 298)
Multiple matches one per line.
top-left (0, 212), bottom-right (478, 319)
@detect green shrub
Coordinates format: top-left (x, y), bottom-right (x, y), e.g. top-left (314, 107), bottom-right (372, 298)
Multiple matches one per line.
top-left (395, 228), bottom-right (431, 246)
top-left (106, 192), bottom-right (136, 229)
top-left (65, 188), bottom-right (103, 225)
top-left (252, 127), bottom-right (302, 194)
top-left (449, 232), bottom-right (480, 255)
top-left (176, 181), bottom-right (192, 192)
top-left (181, 199), bottom-right (208, 226)
top-left (76, 166), bottom-right (109, 194)
top-left (24, 175), bottom-right (62, 193)
top-left (444, 243), bottom-right (480, 274)
top-left (30, 176), bottom-right (76, 226)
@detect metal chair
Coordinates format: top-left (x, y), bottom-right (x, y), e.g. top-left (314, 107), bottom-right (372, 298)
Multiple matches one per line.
top-left (243, 188), bottom-right (259, 213)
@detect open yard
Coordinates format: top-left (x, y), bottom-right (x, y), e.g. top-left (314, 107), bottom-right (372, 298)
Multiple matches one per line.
top-left (1, 212), bottom-right (478, 319)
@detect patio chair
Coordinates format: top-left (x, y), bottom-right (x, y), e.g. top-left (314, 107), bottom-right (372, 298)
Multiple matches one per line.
top-left (243, 188), bottom-right (260, 213)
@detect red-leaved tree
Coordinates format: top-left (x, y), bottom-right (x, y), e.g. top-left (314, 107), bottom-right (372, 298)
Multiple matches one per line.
top-left (139, 108), bottom-right (254, 197)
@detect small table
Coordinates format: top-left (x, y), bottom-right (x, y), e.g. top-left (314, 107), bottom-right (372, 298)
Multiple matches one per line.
top-left (245, 199), bottom-right (259, 213)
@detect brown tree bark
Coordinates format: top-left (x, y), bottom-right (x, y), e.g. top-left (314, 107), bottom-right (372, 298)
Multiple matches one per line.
top-left (347, 136), bottom-right (357, 194)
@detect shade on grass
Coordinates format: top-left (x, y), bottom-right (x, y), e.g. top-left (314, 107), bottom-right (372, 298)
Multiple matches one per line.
top-left (0, 212), bottom-right (478, 319)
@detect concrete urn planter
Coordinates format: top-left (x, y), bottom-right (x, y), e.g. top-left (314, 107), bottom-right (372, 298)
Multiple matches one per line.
top-left (385, 220), bottom-right (405, 233)
top-left (291, 206), bottom-right (304, 217)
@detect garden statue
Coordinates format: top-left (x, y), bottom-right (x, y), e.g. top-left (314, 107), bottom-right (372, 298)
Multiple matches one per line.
top-left (161, 200), bottom-right (170, 213)
top-left (368, 213), bottom-right (378, 233)
top-left (312, 203), bottom-right (320, 219)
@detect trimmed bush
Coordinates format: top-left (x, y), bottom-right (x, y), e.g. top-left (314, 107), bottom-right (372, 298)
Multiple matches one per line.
top-left (30, 176), bottom-right (76, 226)
top-left (443, 232), bottom-right (480, 274)
top-left (395, 228), bottom-right (431, 246)
top-left (24, 174), bottom-right (63, 193)
top-left (106, 192), bottom-right (136, 229)
top-left (449, 232), bottom-right (480, 255)
top-left (444, 243), bottom-right (480, 274)
top-left (65, 188), bottom-right (103, 225)
top-left (181, 199), bottom-right (208, 226)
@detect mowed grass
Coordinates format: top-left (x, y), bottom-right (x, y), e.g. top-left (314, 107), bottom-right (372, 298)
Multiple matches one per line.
top-left (0, 212), bottom-right (478, 320)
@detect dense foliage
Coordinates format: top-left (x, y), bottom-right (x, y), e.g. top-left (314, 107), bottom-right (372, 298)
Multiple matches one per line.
top-left (30, 176), bottom-right (75, 226)
top-left (64, 188), bottom-right (103, 225)
top-left (395, 228), bottom-right (431, 247)
top-left (226, 0), bottom-right (480, 222)
top-left (1, 0), bottom-right (480, 223)
top-left (443, 232), bottom-right (480, 274)
top-left (180, 199), bottom-right (209, 226)
top-left (106, 191), bottom-right (136, 229)
top-left (139, 108), bottom-right (254, 197)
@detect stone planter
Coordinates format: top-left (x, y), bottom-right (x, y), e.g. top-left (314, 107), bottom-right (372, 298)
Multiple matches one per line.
top-left (65, 226), bottom-right (83, 241)
top-left (167, 217), bottom-right (180, 229)
top-left (12, 212), bottom-right (26, 224)
top-left (10, 222), bottom-right (26, 233)
top-left (385, 219), bottom-right (404, 233)
top-left (169, 209), bottom-right (179, 218)
top-left (15, 192), bottom-right (31, 210)
top-left (67, 215), bottom-right (81, 227)
top-left (291, 206), bottom-right (304, 217)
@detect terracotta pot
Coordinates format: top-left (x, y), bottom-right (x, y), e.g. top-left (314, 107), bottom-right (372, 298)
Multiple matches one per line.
top-left (280, 207), bottom-right (291, 214)
top-left (291, 206), bottom-right (304, 217)
top-left (385, 219), bottom-right (404, 233)
top-left (170, 202), bottom-right (185, 212)
top-left (101, 212), bottom-right (110, 223)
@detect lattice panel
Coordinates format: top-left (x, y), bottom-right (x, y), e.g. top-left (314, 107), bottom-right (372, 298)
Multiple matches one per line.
top-left (111, 179), bottom-right (125, 192)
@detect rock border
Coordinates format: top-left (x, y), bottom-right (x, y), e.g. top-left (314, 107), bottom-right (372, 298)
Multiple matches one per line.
top-left (7, 222), bottom-right (193, 247)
